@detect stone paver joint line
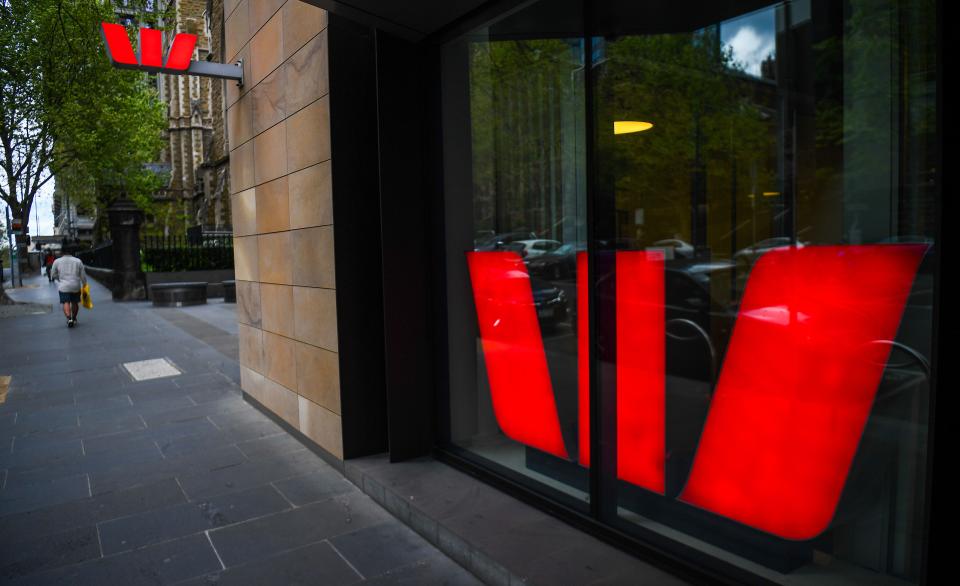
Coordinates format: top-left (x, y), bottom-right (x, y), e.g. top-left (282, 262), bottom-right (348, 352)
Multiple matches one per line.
top-left (174, 476), bottom-right (190, 501)
top-left (327, 538), bottom-right (366, 580)
top-left (95, 524), bottom-right (104, 558)
top-left (122, 358), bottom-right (182, 381)
top-left (270, 482), bottom-right (298, 509)
top-left (205, 530), bottom-right (227, 570)
top-left (205, 415), bottom-right (221, 430)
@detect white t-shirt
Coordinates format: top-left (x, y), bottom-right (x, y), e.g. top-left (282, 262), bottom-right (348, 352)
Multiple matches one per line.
top-left (51, 256), bottom-right (88, 293)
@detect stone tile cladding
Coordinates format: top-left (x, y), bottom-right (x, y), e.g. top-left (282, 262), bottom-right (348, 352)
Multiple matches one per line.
top-left (226, 0), bottom-right (341, 458)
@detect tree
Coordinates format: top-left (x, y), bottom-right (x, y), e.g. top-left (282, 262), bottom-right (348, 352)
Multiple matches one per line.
top-left (0, 0), bottom-right (166, 243)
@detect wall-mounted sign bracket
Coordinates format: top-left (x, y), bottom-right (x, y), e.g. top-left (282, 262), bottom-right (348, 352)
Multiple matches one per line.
top-left (187, 59), bottom-right (243, 87)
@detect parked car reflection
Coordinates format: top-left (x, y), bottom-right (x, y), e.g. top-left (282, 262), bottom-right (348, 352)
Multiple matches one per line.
top-left (531, 278), bottom-right (568, 333)
top-left (734, 237), bottom-right (806, 267)
top-left (527, 243), bottom-right (580, 280)
top-left (474, 231), bottom-right (538, 251)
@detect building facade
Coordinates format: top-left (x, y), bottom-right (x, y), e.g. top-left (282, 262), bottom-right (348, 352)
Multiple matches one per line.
top-left (52, 181), bottom-right (96, 245)
top-left (227, 1), bottom-right (941, 584)
top-left (115, 0), bottom-right (232, 235)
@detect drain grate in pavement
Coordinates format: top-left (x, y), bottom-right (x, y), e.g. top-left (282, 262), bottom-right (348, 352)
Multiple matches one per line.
top-left (122, 358), bottom-right (182, 381)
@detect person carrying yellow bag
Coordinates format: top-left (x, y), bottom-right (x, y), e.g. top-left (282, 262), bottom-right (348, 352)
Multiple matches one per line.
top-left (81, 283), bottom-right (93, 310)
top-left (50, 246), bottom-right (88, 328)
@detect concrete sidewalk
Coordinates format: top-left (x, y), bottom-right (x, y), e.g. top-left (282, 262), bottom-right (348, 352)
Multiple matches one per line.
top-left (0, 273), bottom-right (479, 585)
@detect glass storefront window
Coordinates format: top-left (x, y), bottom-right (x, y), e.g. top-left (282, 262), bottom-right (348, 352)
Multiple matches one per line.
top-left (441, 0), bottom-right (590, 508)
top-left (441, 0), bottom-right (936, 583)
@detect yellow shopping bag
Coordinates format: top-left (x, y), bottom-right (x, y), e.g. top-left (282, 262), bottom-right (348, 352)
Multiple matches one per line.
top-left (80, 284), bottom-right (93, 310)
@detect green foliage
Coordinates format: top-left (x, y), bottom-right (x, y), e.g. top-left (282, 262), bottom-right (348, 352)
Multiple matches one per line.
top-left (1, 0), bottom-right (168, 235)
top-left (598, 30), bottom-right (777, 243)
top-left (468, 31), bottom-right (777, 245)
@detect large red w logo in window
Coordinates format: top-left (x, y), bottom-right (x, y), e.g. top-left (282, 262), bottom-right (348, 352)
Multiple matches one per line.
top-left (466, 244), bottom-right (924, 540)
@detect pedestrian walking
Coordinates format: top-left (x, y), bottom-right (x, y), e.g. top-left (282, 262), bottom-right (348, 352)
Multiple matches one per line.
top-left (44, 249), bottom-right (55, 282)
top-left (50, 246), bottom-right (88, 328)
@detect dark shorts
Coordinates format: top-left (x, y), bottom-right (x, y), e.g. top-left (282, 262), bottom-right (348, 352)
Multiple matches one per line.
top-left (59, 291), bottom-right (81, 303)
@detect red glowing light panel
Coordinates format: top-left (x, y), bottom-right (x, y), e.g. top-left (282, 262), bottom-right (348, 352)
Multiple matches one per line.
top-left (165, 33), bottom-right (197, 71)
top-left (577, 252), bottom-right (590, 466)
top-left (679, 245), bottom-right (925, 540)
top-left (617, 251), bottom-right (665, 493)
top-left (466, 252), bottom-right (569, 458)
top-left (100, 23), bottom-right (138, 66)
top-left (138, 27), bottom-right (163, 68)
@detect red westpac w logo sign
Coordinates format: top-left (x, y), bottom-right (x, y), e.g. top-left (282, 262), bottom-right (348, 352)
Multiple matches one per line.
top-left (100, 22), bottom-right (242, 83)
top-left (100, 22), bottom-right (196, 72)
top-left (467, 244), bottom-right (925, 541)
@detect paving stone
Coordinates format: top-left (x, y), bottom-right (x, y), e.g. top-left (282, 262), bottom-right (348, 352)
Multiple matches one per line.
top-left (187, 386), bottom-right (240, 405)
top-left (0, 478), bottom-right (187, 545)
top-left (0, 473), bottom-right (90, 516)
top-left (91, 444), bottom-right (247, 494)
top-left (155, 428), bottom-right (235, 459)
top-left (175, 448), bottom-right (325, 501)
top-left (4, 442), bottom-right (163, 487)
top-left (0, 437), bottom-right (82, 469)
top-left (272, 468), bottom-right (355, 506)
top-left (11, 532), bottom-right (221, 586)
top-left (330, 521), bottom-right (438, 579)
top-left (209, 491), bottom-right (392, 567)
top-left (472, 515), bottom-right (581, 578)
top-left (7, 373), bottom-right (75, 393)
top-left (81, 433), bottom-right (163, 457)
top-left (70, 368), bottom-right (130, 390)
top-left (363, 554), bottom-right (483, 585)
top-left (74, 393), bottom-right (132, 413)
top-left (140, 397), bottom-right (248, 428)
top-left (519, 541), bottom-right (689, 586)
top-left (78, 411), bottom-right (146, 437)
top-left (173, 372), bottom-right (233, 389)
top-left (216, 417), bottom-right (285, 443)
top-left (82, 414), bottom-right (218, 457)
top-left (234, 431), bottom-right (306, 460)
top-left (0, 525), bottom-right (100, 580)
top-left (178, 540), bottom-right (361, 586)
top-left (98, 485), bottom-right (290, 555)
top-left (9, 410), bottom-right (78, 435)
top-left (0, 413), bottom-right (16, 434)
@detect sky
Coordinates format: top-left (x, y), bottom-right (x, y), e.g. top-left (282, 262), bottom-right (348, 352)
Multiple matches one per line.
top-left (2, 180), bottom-right (55, 241)
top-left (720, 7), bottom-right (777, 77)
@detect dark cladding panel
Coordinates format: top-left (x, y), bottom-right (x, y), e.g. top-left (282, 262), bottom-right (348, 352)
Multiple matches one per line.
top-left (302, 0), bottom-right (490, 40)
top-left (375, 29), bottom-right (436, 461)
top-left (327, 14), bottom-right (389, 459)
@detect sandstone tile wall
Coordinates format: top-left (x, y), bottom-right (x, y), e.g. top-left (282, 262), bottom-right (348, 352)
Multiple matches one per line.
top-left (225, 0), bottom-right (342, 458)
